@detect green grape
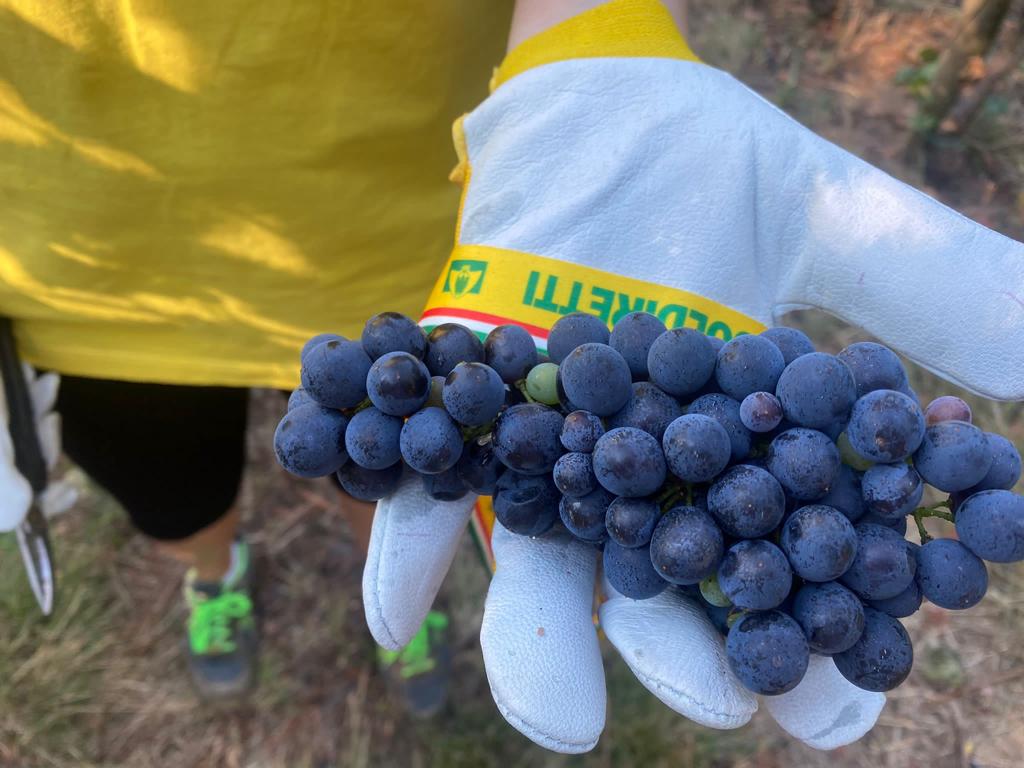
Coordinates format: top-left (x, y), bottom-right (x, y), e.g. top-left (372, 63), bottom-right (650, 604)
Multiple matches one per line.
top-left (838, 431), bottom-right (874, 472)
top-left (526, 362), bottom-right (560, 405)
top-left (726, 608), bottom-right (748, 629)
top-left (700, 573), bottom-right (731, 607)
top-left (425, 375), bottom-right (445, 409)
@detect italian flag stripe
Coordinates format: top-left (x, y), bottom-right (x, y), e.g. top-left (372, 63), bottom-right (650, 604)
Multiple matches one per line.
top-left (419, 308), bottom-right (549, 351)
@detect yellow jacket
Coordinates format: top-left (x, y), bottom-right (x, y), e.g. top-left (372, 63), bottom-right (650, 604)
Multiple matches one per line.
top-left (0, 1), bottom-right (510, 388)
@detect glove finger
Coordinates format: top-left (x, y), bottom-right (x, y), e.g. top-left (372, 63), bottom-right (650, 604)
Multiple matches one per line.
top-left (37, 412), bottom-right (60, 471)
top-left (40, 481), bottom-right (78, 519)
top-left (600, 587), bottom-right (757, 729)
top-left (362, 471), bottom-right (476, 650)
top-left (0, 459), bottom-right (33, 531)
top-left (30, 371), bottom-right (59, 418)
top-left (481, 522), bottom-right (605, 754)
top-left (762, 100), bottom-right (1024, 400)
top-left (762, 653), bottom-right (885, 750)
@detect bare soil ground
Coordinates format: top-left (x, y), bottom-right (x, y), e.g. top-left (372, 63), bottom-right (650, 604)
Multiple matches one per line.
top-left (1, 2), bottom-right (1022, 766)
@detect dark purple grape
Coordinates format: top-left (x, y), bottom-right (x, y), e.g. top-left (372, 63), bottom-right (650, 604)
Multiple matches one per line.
top-left (274, 404), bottom-right (348, 478)
top-left (924, 395), bottom-right (972, 426)
top-left (955, 490), bottom-right (1024, 563)
top-left (766, 428), bottom-right (840, 501)
top-left (344, 406), bottom-right (403, 469)
top-left (604, 542), bottom-right (667, 599)
top-left (647, 328), bottom-right (716, 398)
top-left (846, 389), bottom-right (925, 463)
top-left (484, 324), bottom-right (539, 384)
top-left (662, 414), bottom-right (732, 483)
top-left (336, 461), bottom-right (403, 501)
top-left (301, 332), bottom-right (343, 361)
top-left (361, 312), bottom-right (427, 361)
top-left (739, 391), bottom-right (783, 433)
top-left (839, 524), bottom-right (916, 601)
top-left (610, 311), bottom-right (667, 379)
top-left (913, 420), bottom-right (993, 492)
top-left (833, 608), bottom-right (913, 692)
top-left (775, 353), bottom-right (857, 431)
top-left (425, 323), bottom-right (484, 376)
top-left (366, 351), bottom-right (431, 417)
top-left (868, 578), bottom-right (922, 619)
top-left (442, 362), bottom-right (505, 426)
top-left (649, 506), bottom-right (724, 585)
top-left (718, 540), bottom-right (792, 610)
top-left (494, 472), bottom-right (560, 536)
top-left (780, 505), bottom-right (858, 582)
top-left (819, 464), bottom-right (867, 523)
top-left (861, 463), bottom-right (924, 522)
top-left (592, 427), bottom-right (667, 497)
top-left (917, 538), bottom-right (987, 610)
top-left (607, 381), bottom-right (683, 441)
top-left (836, 342), bottom-right (908, 398)
top-left (727, 611), bottom-right (809, 695)
top-left (552, 452), bottom-right (597, 498)
top-left (493, 403), bottom-right (565, 475)
top-left (707, 464), bottom-right (785, 539)
top-left (559, 343), bottom-right (633, 416)
top-left (792, 581), bottom-right (865, 654)
top-left (399, 407), bottom-right (463, 474)
top-left (559, 488), bottom-right (614, 543)
top-left (606, 497), bottom-right (660, 548)
top-left (760, 326), bottom-right (815, 365)
top-left (687, 393), bottom-right (752, 462)
top-left (287, 387), bottom-right (315, 411)
top-left (300, 338), bottom-right (372, 409)
top-left (547, 313), bottom-right (609, 364)
top-left (422, 467), bottom-right (470, 502)
top-left (456, 438), bottom-right (504, 496)
top-left (966, 433), bottom-right (1022, 493)
top-left (715, 335), bottom-right (786, 401)
top-left (560, 410), bottom-right (605, 453)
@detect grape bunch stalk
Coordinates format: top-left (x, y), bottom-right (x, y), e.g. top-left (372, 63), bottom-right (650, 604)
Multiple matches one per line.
top-left (275, 310), bottom-right (1024, 700)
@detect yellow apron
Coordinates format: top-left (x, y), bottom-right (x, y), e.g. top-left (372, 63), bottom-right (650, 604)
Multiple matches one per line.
top-left (0, 0), bottom-right (510, 388)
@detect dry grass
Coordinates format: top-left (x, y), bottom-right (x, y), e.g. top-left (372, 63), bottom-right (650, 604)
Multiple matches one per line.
top-left (1, 1), bottom-right (1023, 766)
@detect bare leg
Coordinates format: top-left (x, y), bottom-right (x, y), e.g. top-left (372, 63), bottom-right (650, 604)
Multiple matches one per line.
top-left (158, 506), bottom-right (240, 581)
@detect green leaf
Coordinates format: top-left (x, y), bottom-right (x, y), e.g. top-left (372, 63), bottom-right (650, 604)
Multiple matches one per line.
top-left (894, 66), bottom-right (920, 85)
top-left (911, 112), bottom-right (939, 134)
top-left (982, 94), bottom-right (1010, 117)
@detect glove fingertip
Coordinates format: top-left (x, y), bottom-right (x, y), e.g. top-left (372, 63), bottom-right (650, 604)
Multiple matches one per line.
top-left (764, 655), bottom-right (886, 751)
top-left (492, 697), bottom-right (599, 754)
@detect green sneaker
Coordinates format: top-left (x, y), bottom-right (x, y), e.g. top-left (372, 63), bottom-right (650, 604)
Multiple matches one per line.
top-left (377, 610), bottom-right (451, 719)
top-left (183, 539), bottom-right (258, 701)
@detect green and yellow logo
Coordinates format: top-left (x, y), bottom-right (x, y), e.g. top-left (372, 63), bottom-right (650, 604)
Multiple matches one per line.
top-left (443, 259), bottom-right (487, 298)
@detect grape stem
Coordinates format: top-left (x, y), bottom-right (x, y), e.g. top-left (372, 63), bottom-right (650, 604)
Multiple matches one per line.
top-left (912, 500), bottom-right (956, 543)
top-left (346, 397), bottom-right (373, 416)
top-left (514, 380), bottom-right (538, 404)
top-left (460, 423), bottom-right (495, 444)
top-left (657, 482), bottom-right (686, 512)
top-left (657, 483), bottom-right (694, 512)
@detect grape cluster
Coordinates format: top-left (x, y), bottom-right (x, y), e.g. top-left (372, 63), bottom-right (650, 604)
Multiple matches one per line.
top-left (275, 310), bottom-right (1024, 701)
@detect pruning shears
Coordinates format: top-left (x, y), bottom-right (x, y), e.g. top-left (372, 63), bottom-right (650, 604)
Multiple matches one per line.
top-left (0, 318), bottom-right (55, 616)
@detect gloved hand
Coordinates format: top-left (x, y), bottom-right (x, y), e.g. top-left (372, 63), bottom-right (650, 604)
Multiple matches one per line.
top-left (363, 0), bottom-right (1024, 753)
top-left (0, 361), bottom-right (65, 531)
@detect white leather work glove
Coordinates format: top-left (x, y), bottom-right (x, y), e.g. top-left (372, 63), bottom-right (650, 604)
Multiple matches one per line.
top-left (0, 361), bottom-right (66, 531)
top-left (363, 0), bottom-right (1024, 753)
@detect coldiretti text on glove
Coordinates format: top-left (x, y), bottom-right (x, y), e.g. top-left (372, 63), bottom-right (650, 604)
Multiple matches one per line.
top-left (421, 246), bottom-right (765, 349)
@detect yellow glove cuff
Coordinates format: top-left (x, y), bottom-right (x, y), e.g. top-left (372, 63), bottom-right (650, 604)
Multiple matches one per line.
top-left (491, 0), bottom-right (700, 92)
